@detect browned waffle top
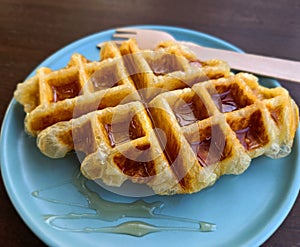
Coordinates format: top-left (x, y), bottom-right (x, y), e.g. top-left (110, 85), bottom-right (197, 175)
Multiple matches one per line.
top-left (14, 39), bottom-right (299, 195)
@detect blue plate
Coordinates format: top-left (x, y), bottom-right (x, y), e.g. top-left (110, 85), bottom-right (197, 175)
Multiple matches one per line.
top-left (1, 25), bottom-right (299, 247)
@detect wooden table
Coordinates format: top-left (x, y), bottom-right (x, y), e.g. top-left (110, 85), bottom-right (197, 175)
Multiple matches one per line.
top-left (0, 0), bottom-right (299, 246)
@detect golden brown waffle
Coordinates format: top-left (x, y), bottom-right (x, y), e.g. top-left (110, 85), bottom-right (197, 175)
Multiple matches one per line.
top-left (14, 39), bottom-right (299, 195)
top-left (37, 101), bottom-right (183, 194)
top-left (14, 47), bottom-right (140, 136)
top-left (14, 40), bottom-right (230, 136)
top-left (118, 39), bottom-right (231, 100)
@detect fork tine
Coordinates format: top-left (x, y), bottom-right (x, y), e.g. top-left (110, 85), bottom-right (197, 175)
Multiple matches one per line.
top-left (115, 28), bottom-right (137, 34)
top-left (97, 41), bottom-right (106, 48)
top-left (113, 33), bottom-right (136, 39)
top-left (112, 40), bottom-right (124, 45)
top-left (98, 28), bottom-right (175, 50)
top-left (97, 40), bottom-right (123, 49)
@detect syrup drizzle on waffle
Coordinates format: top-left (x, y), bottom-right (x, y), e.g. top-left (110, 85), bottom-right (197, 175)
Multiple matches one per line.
top-left (14, 39), bottom-right (299, 196)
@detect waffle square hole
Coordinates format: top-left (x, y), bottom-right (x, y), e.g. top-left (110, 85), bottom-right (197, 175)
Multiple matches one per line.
top-left (113, 153), bottom-right (155, 182)
top-left (185, 124), bottom-right (228, 167)
top-left (210, 84), bottom-right (254, 113)
top-left (48, 70), bottom-right (81, 102)
top-left (228, 110), bottom-right (269, 151)
top-left (266, 104), bottom-right (283, 127)
top-left (102, 114), bottom-right (146, 148)
top-left (72, 120), bottom-right (96, 154)
top-left (89, 63), bottom-right (121, 91)
top-left (145, 53), bottom-right (184, 76)
top-left (169, 92), bottom-right (209, 127)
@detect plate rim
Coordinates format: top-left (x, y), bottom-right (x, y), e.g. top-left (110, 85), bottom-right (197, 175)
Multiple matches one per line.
top-left (1, 24), bottom-right (299, 247)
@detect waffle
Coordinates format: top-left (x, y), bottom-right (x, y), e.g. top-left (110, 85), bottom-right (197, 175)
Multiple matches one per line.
top-left (14, 40), bottom-right (230, 137)
top-left (117, 39), bottom-right (231, 100)
top-left (14, 45), bottom-right (140, 136)
top-left (15, 39), bottom-right (299, 195)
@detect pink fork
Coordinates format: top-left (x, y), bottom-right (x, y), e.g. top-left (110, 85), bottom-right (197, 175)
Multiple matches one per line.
top-left (98, 28), bottom-right (300, 83)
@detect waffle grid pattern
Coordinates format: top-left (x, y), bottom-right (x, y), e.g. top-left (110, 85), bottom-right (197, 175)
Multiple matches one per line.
top-left (14, 39), bottom-right (299, 195)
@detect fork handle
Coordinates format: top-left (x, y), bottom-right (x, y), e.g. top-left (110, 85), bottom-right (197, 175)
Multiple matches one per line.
top-left (181, 42), bottom-right (300, 83)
